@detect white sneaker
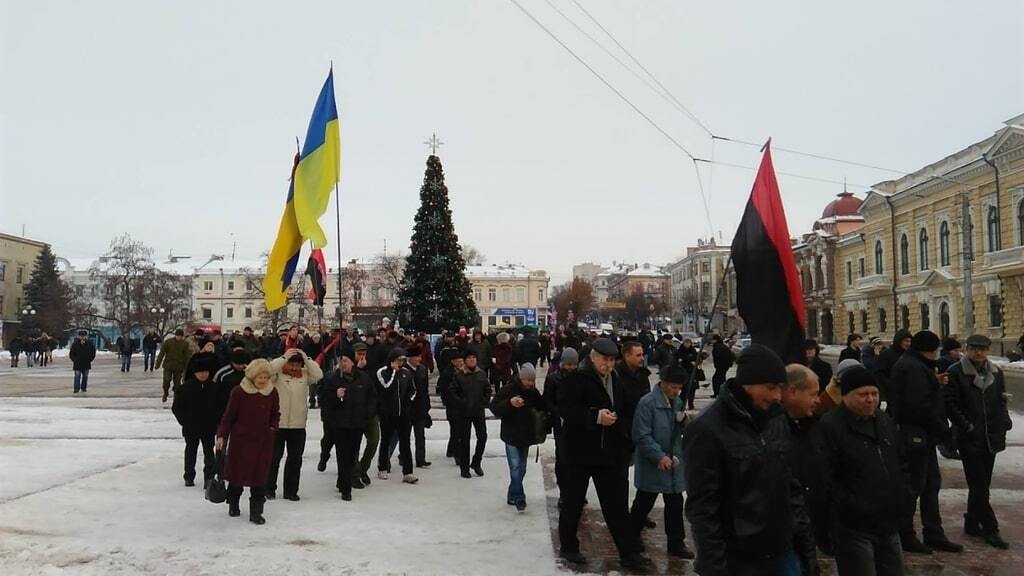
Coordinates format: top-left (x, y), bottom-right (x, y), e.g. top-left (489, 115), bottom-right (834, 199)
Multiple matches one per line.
top-left (402, 474), bottom-right (419, 484)
top-left (377, 470), bottom-right (389, 480)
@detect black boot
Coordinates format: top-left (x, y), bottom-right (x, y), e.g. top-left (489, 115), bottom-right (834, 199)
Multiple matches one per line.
top-left (227, 491), bottom-right (241, 517)
top-left (317, 454), bottom-right (328, 472)
top-left (964, 514), bottom-right (984, 537)
top-left (249, 495), bottom-right (266, 525)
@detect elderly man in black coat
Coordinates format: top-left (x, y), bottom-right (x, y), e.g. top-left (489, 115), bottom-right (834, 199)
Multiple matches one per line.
top-left (684, 344), bottom-right (817, 576)
top-left (171, 352), bottom-right (221, 488)
top-left (888, 330), bottom-right (963, 554)
top-left (557, 338), bottom-right (650, 570)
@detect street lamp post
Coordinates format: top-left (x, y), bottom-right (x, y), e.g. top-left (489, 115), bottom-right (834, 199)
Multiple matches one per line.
top-left (150, 306), bottom-right (166, 335)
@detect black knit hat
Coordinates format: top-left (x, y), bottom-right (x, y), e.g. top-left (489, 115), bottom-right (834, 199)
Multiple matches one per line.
top-left (941, 337), bottom-right (962, 352)
top-left (387, 348), bottom-right (407, 362)
top-left (734, 344), bottom-right (786, 387)
top-left (230, 349), bottom-right (252, 365)
top-left (190, 352), bottom-right (217, 374)
top-left (660, 365), bottom-right (691, 385)
top-left (839, 365), bottom-right (878, 395)
top-left (911, 330), bottom-right (941, 353)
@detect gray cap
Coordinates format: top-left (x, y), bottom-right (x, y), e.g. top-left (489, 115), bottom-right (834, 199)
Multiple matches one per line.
top-left (591, 338), bottom-right (619, 357)
top-left (835, 358), bottom-right (862, 380)
top-left (519, 363), bottom-right (536, 381)
top-left (560, 347), bottom-right (579, 365)
top-left (965, 334), bottom-right (992, 348)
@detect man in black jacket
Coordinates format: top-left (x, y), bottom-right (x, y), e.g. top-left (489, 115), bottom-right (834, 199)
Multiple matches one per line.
top-left (557, 338), bottom-right (649, 569)
top-left (804, 339), bottom-right (833, 394)
top-left (375, 348), bottom-right (418, 484)
top-left (142, 330), bottom-right (159, 372)
top-left (944, 334), bottom-right (1012, 549)
top-left (838, 333), bottom-right (862, 363)
top-left (405, 346), bottom-right (432, 468)
top-left (543, 346), bottom-right (578, 498)
top-left (448, 351), bottom-right (492, 478)
top-left (616, 341), bottom-right (652, 417)
top-left (819, 366), bottom-right (907, 575)
top-left (781, 364), bottom-right (831, 555)
top-left (516, 329), bottom-right (542, 368)
top-left (69, 331), bottom-right (96, 393)
top-left (684, 344), bottom-right (817, 576)
top-left (874, 329), bottom-right (912, 402)
top-left (889, 330), bottom-right (962, 554)
top-left (171, 352), bottom-right (220, 488)
top-left (936, 337), bottom-right (962, 373)
top-left (710, 334), bottom-right (734, 398)
top-left (318, 350), bottom-right (377, 501)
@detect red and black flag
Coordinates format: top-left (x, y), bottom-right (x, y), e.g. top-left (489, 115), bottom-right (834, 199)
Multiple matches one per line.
top-left (306, 248), bottom-right (328, 306)
top-left (730, 141), bottom-right (806, 362)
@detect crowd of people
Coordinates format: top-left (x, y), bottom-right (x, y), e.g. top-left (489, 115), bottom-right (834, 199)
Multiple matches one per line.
top-left (5, 332), bottom-right (58, 367)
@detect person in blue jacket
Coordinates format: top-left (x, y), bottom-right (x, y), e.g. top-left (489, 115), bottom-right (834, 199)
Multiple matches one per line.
top-left (629, 364), bottom-right (694, 559)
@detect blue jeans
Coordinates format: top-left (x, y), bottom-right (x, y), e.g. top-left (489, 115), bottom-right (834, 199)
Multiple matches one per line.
top-left (26, 353), bottom-right (35, 367)
top-left (729, 549), bottom-right (800, 576)
top-left (74, 370), bottom-right (89, 392)
top-left (505, 443), bottom-right (528, 504)
top-left (121, 354), bottom-right (132, 371)
top-left (143, 350), bottom-right (156, 370)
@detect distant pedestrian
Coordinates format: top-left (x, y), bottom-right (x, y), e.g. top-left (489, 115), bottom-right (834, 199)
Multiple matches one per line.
top-left (804, 339), bottom-right (833, 393)
top-left (8, 335), bottom-right (24, 368)
top-left (69, 331), bottom-right (96, 394)
top-left (944, 334), bottom-right (1012, 549)
top-left (216, 359), bottom-right (279, 525)
top-left (142, 329), bottom-right (159, 372)
top-left (489, 363), bottom-right (546, 512)
top-left (117, 333), bottom-right (135, 372)
top-left (156, 329), bottom-right (194, 403)
top-left (936, 337), bottom-right (962, 373)
top-left (710, 334), bottom-right (734, 398)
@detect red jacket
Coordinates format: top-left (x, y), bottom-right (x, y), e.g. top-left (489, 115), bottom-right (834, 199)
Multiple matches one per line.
top-left (218, 381), bottom-right (280, 486)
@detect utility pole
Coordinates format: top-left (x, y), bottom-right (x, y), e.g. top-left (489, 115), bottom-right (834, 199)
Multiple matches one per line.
top-left (962, 192), bottom-right (974, 336)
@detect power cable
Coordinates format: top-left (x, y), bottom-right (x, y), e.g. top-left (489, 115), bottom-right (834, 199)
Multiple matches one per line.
top-left (695, 158), bottom-right (872, 188)
top-left (713, 136), bottom-right (909, 175)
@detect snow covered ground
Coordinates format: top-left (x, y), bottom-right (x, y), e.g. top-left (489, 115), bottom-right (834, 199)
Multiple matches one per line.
top-left (0, 398), bottom-right (560, 575)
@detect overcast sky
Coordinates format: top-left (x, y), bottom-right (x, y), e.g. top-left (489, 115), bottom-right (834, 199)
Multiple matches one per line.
top-left (2, 1), bottom-right (1021, 284)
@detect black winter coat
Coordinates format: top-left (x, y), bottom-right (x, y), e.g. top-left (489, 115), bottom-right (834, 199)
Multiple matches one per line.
top-left (615, 362), bottom-right (652, 419)
top-left (542, 369), bottom-right (570, 436)
top-left (364, 342), bottom-right (389, 375)
top-left (406, 362), bottom-right (432, 423)
top-left (466, 339), bottom-right (493, 371)
top-left (69, 339), bottom-right (96, 371)
top-left (142, 334), bottom-right (159, 352)
top-left (808, 357), bottom-right (833, 393)
top-left (889, 349), bottom-right (950, 445)
top-left (652, 342), bottom-right (674, 368)
top-left (172, 376), bottom-right (223, 437)
top-left (873, 329), bottom-right (911, 400)
top-left (683, 381), bottom-right (816, 576)
top-left (516, 336), bottom-right (541, 366)
top-left (838, 346), bottom-right (860, 363)
top-left (818, 404), bottom-right (908, 536)
top-left (557, 363), bottom-right (634, 468)
top-left (374, 366), bottom-right (417, 420)
top-left (711, 342), bottom-right (734, 370)
top-left (447, 368), bottom-right (492, 420)
top-left (781, 414), bottom-right (831, 549)
top-left (674, 345), bottom-right (700, 372)
top-left (490, 380), bottom-right (546, 448)
top-left (318, 368), bottom-right (377, 430)
top-left (944, 358), bottom-right (1013, 454)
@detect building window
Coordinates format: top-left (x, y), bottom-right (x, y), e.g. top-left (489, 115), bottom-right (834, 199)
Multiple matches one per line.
top-left (16, 266), bottom-right (24, 284)
top-left (847, 311), bottom-right (855, 334)
top-left (502, 287), bottom-right (511, 302)
top-left (989, 295), bottom-right (1002, 328)
top-left (939, 221), bottom-right (950, 266)
top-left (900, 305), bottom-right (910, 330)
top-left (858, 258), bottom-right (865, 278)
top-left (474, 288), bottom-right (482, 301)
top-left (246, 281), bottom-right (254, 291)
top-left (846, 261), bottom-right (852, 286)
top-left (918, 228), bottom-right (929, 271)
top-left (987, 206), bottom-right (1001, 252)
top-left (920, 302), bottom-right (930, 330)
top-left (899, 234), bottom-right (909, 275)
top-left (203, 281), bottom-right (214, 291)
top-left (1018, 200), bottom-right (1024, 246)
top-left (514, 316), bottom-right (525, 327)
top-left (538, 288), bottom-right (545, 302)
top-left (245, 307), bottom-right (253, 318)
top-left (860, 310), bottom-right (868, 333)
top-left (878, 307), bottom-right (887, 333)
top-left (701, 261), bottom-right (710, 273)
top-left (202, 307), bottom-right (212, 320)
top-left (874, 241), bottom-right (883, 274)
top-left (226, 307), bottom-right (234, 319)
top-left (515, 287), bottom-right (525, 303)
top-left (0, 261), bottom-right (5, 281)
top-left (227, 281), bottom-right (235, 291)
top-left (488, 288), bottom-right (496, 302)
top-left (0, 295), bottom-right (4, 314)
top-left (940, 302), bottom-right (950, 337)
top-left (487, 316), bottom-right (496, 326)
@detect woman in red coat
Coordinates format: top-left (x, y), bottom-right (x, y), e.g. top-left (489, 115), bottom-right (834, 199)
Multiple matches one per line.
top-left (216, 358), bottom-right (279, 525)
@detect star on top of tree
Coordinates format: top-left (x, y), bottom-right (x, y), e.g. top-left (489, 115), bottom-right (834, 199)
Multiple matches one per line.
top-left (424, 132), bottom-right (444, 155)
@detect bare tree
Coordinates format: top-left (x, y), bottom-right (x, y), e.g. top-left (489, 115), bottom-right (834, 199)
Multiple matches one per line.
top-left (461, 244), bottom-right (486, 266)
top-left (85, 234), bottom-right (156, 336)
top-left (550, 277), bottom-right (595, 320)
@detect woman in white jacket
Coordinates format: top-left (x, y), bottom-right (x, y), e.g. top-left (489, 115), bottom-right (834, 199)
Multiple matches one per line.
top-left (265, 348), bottom-right (323, 500)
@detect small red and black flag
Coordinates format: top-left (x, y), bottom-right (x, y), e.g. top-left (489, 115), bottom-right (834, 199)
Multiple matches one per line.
top-left (730, 141), bottom-right (806, 362)
top-left (306, 248), bottom-right (328, 306)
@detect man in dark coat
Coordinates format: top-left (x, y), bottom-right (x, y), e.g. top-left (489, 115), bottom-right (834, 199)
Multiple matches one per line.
top-left (888, 330), bottom-right (962, 554)
top-left (652, 333), bottom-right (675, 369)
top-left (404, 346), bottom-right (432, 468)
top-left (448, 350), bottom-right (492, 478)
top-left (8, 335), bottom-right (24, 367)
top-left (318, 350), bottom-right (377, 500)
top-left (438, 351), bottom-right (466, 460)
top-left (542, 346), bottom-right (578, 497)
top-left (616, 340), bottom-right (653, 416)
top-left (936, 337), bottom-right (962, 373)
top-left (466, 330), bottom-right (492, 376)
top-left (710, 334), bottom-right (734, 398)
top-left (214, 349), bottom-right (250, 419)
top-left (839, 333), bottom-right (862, 363)
top-left (874, 329), bottom-right (912, 401)
top-left (944, 334), bottom-right (1012, 549)
top-left (142, 330), bottom-right (160, 372)
top-left (804, 339), bottom-right (833, 393)
top-left (557, 338), bottom-right (649, 569)
top-left (819, 366), bottom-right (907, 575)
top-left (781, 364), bottom-right (831, 555)
top-left (375, 348), bottom-right (418, 483)
top-left (516, 329), bottom-right (542, 368)
top-left (69, 330), bottom-right (96, 394)
top-left (489, 363), bottom-right (546, 511)
top-left (364, 332), bottom-right (389, 376)
top-left (171, 352), bottom-right (220, 488)
top-left (683, 344), bottom-right (817, 576)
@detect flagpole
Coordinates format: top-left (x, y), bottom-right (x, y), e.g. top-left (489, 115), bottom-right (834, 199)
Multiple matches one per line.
top-left (709, 255), bottom-right (733, 334)
top-left (334, 182), bottom-right (343, 327)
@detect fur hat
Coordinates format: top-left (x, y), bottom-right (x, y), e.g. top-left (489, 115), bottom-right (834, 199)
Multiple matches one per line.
top-left (245, 358), bottom-right (272, 380)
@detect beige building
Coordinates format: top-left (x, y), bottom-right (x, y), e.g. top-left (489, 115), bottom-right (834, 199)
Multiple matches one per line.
top-left (467, 264), bottom-right (550, 332)
top-left (0, 233), bottom-right (47, 346)
top-left (834, 113), bottom-right (1024, 353)
top-left (665, 239), bottom-right (738, 333)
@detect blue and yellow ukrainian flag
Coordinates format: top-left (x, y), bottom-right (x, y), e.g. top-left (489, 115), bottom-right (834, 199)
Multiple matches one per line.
top-left (264, 69), bottom-right (341, 311)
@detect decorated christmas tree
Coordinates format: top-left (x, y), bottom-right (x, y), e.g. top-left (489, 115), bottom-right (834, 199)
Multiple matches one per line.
top-left (393, 148), bottom-right (479, 333)
top-left (23, 245), bottom-right (74, 336)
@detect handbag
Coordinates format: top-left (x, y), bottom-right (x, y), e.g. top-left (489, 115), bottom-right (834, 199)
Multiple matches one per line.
top-left (530, 407), bottom-right (549, 446)
top-left (205, 449), bottom-right (227, 504)
top-left (694, 368), bottom-right (706, 382)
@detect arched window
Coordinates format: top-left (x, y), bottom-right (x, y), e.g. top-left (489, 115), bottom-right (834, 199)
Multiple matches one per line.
top-left (899, 234), bottom-right (910, 275)
top-left (874, 241), bottom-right (884, 274)
top-left (878, 307), bottom-right (887, 333)
top-left (848, 311), bottom-right (855, 335)
top-left (918, 228), bottom-right (929, 271)
top-left (860, 310), bottom-right (868, 333)
top-left (1018, 200), bottom-right (1024, 246)
top-left (987, 206), bottom-right (1001, 252)
top-left (940, 302), bottom-right (950, 338)
top-left (920, 302), bottom-right (930, 330)
top-left (900, 305), bottom-right (910, 330)
top-left (939, 221), bottom-right (951, 266)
